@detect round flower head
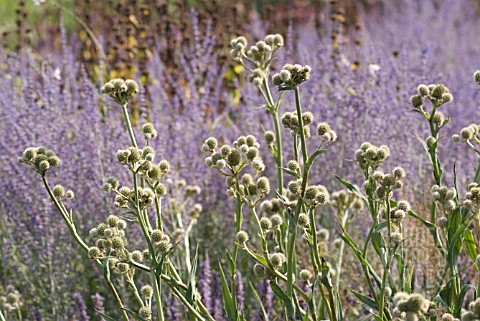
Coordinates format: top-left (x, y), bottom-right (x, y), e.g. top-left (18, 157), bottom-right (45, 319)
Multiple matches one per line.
top-left (131, 250), bottom-right (143, 262)
top-left (299, 269), bottom-right (312, 281)
top-left (298, 213), bottom-right (310, 226)
top-left (271, 214), bottom-right (283, 227)
top-left (142, 123), bottom-right (155, 134)
top-left (474, 70), bottom-right (480, 85)
top-left (410, 95), bottom-right (423, 108)
top-left (204, 137), bottom-right (218, 151)
top-left (270, 253), bottom-right (285, 268)
top-left (260, 217), bottom-right (272, 231)
top-left (53, 184), bottom-right (65, 197)
top-left (264, 131), bottom-right (275, 144)
top-left (236, 231), bottom-right (249, 244)
top-left (227, 149), bottom-right (241, 166)
top-left (88, 246), bottom-right (102, 259)
top-left (253, 263), bottom-right (266, 277)
top-left (141, 285), bottom-right (153, 299)
top-left (417, 84), bottom-right (430, 97)
top-left (138, 306), bottom-right (152, 320)
top-left (317, 228), bottom-right (330, 241)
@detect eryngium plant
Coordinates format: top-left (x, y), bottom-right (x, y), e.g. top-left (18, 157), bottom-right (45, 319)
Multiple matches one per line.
top-left (20, 78), bottom-right (215, 321)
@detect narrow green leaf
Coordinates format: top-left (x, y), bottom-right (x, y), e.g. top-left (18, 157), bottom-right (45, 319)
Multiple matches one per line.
top-left (454, 284), bottom-right (476, 316)
top-left (122, 308), bottom-right (147, 321)
top-left (270, 281), bottom-right (290, 302)
top-left (280, 167), bottom-right (300, 178)
top-left (95, 311), bottom-right (117, 321)
top-left (219, 263), bottom-right (236, 321)
top-left (249, 282), bottom-right (269, 321)
top-left (351, 289), bottom-right (378, 310)
top-left (464, 229), bottom-right (478, 263)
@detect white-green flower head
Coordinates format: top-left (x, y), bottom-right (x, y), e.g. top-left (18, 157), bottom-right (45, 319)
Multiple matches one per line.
top-left (236, 230), bottom-right (249, 244)
top-left (297, 212), bottom-right (310, 227)
top-left (251, 157), bottom-right (265, 172)
top-left (273, 64), bottom-right (311, 90)
top-left (417, 84), bottom-right (430, 97)
top-left (288, 179), bottom-right (302, 195)
top-left (270, 253), bottom-right (286, 269)
top-left (299, 269), bottom-right (312, 282)
top-left (474, 70), bottom-right (480, 85)
top-left (227, 149), bottom-right (242, 166)
top-left (130, 250), bottom-right (142, 262)
top-left (138, 306), bottom-right (152, 320)
top-left (287, 160), bottom-right (300, 172)
top-left (433, 111), bottom-right (445, 126)
top-left (396, 293), bottom-right (428, 314)
top-left (410, 95), bottom-right (423, 108)
top-left (141, 285), bottom-right (153, 299)
top-left (264, 131), bottom-right (275, 145)
top-left (203, 137), bottom-right (218, 152)
top-left (52, 184), bottom-right (65, 197)
top-left (271, 214), bottom-right (283, 227)
top-left (256, 176), bottom-right (270, 194)
top-left (260, 217), bottom-right (272, 231)
top-left (436, 217), bottom-right (448, 228)
top-left (389, 232), bottom-right (402, 247)
top-left (88, 246), bottom-right (102, 259)
top-left (101, 78), bottom-right (139, 105)
top-left (317, 228), bottom-right (330, 241)
top-left (253, 263), bottom-right (266, 277)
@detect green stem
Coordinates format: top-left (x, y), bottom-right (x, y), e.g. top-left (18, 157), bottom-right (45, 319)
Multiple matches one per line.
top-left (42, 176), bottom-right (89, 253)
top-left (271, 110), bottom-right (284, 195)
top-left (105, 263), bottom-right (130, 321)
top-left (122, 103), bottom-right (138, 149)
top-left (293, 87), bottom-right (308, 162)
top-left (335, 209), bottom-right (349, 291)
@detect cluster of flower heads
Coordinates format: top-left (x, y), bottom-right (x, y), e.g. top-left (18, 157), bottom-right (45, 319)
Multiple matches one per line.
top-left (330, 190), bottom-right (364, 213)
top-left (141, 122), bottom-right (158, 141)
top-left (355, 142), bottom-right (390, 173)
top-left (464, 182), bottom-right (480, 213)
top-left (272, 64), bottom-right (311, 90)
top-left (0, 286), bottom-right (22, 314)
top-left (88, 215), bottom-right (137, 274)
top-left (281, 111), bottom-right (313, 136)
top-left (281, 111), bottom-right (337, 143)
top-left (373, 166), bottom-right (406, 199)
top-left (452, 124), bottom-right (480, 143)
top-left (383, 199), bottom-right (410, 224)
top-left (203, 136), bottom-right (267, 201)
top-left (441, 313), bottom-right (460, 321)
top-left (431, 185), bottom-right (457, 217)
top-left (229, 34), bottom-right (284, 67)
top-left (150, 229), bottom-right (173, 256)
top-left (392, 292), bottom-right (436, 321)
top-left (252, 251), bottom-right (286, 279)
top-left (460, 297), bottom-right (480, 321)
top-left (410, 83), bottom-right (453, 108)
top-left (18, 146), bottom-right (61, 175)
top-left (163, 178), bottom-right (202, 221)
top-left (101, 78), bottom-right (139, 105)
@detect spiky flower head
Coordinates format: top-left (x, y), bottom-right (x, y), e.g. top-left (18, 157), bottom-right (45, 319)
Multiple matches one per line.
top-left (138, 306), bottom-right (152, 320)
top-left (299, 269), bottom-right (312, 282)
top-left (236, 231), bottom-right (249, 244)
top-left (474, 70), bottom-right (480, 85)
top-left (141, 285), bottom-right (153, 299)
top-left (101, 78), bottom-right (139, 105)
top-left (272, 64), bottom-right (311, 90)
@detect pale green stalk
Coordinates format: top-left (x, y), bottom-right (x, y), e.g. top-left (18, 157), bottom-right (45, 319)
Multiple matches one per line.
top-left (334, 209), bottom-right (349, 291)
